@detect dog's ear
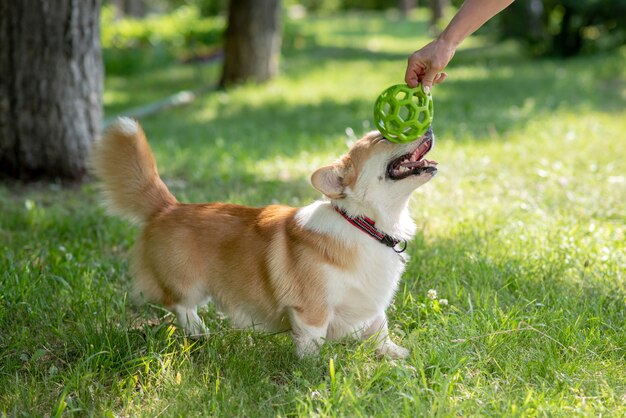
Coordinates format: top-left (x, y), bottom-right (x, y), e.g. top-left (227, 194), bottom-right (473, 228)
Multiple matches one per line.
top-left (311, 156), bottom-right (355, 199)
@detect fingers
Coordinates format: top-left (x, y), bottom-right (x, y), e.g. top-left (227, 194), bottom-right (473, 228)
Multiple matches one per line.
top-left (434, 72), bottom-right (447, 85)
top-left (405, 73), bottom-right (419, 88)
top-left (406, 70), bottom-right (447, 91)
top-left (405, 38), bottom-right (455, 91)
top-left (404, 55), bottom-right (424, 88)
top-left (405, 71), bottom-right (419, 88)
top-left (405, 55), bottom-right (448, 91)
top-left (420, 67), bottom-right (440, 93)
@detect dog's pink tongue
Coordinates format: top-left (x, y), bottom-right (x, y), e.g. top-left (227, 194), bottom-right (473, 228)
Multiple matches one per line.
top-left (402, 141), bottom-right (433, 167)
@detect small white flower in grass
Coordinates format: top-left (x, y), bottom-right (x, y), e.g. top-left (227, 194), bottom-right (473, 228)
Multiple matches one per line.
top-left (439, 299), bottom-right (448, 306)
top-left (427, 289), bottom-right (437, 300)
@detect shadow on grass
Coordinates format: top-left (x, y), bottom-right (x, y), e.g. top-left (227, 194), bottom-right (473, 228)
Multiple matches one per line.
top-left (287, 44), bottom-right (409, 62)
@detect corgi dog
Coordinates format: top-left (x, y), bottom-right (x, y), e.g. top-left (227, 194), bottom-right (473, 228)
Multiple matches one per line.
top-left (90, 117), bottom-right (437, 359)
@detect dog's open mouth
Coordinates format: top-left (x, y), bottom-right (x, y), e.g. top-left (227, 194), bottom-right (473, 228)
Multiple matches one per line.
top-left (387, 136), bottom-right (438, 180)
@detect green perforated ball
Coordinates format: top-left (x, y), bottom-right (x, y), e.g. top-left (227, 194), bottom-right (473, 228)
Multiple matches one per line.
top-left (373, 84), bottom-right (434, 143)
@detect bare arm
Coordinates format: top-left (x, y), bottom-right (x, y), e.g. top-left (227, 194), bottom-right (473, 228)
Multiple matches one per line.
top-left (405, 0), bottom-right (515, 90)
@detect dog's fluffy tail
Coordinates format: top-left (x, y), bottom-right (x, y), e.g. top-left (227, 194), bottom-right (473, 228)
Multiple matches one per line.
top-left (89, 117), bottom-right (177, 223)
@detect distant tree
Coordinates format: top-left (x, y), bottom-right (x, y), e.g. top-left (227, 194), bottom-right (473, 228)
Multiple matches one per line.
top-left (193, 0), bottom-right (228, 17)
top-left (0, 0), bottom-right (103, 181)
top-left (499, 0), bottom-right (544, 42)
top-left (499, 0), bottom-right (626, 57)
top-left (220, 0), bottom-right (282, 87)
top-left (110, 0), bottom-right (147, 18)
top-left (398, 0), bottom-right (417, 18)
top-left (546, 0), bottom-right (626, 56)
top-left (430, 0), bottom-right (449, 28)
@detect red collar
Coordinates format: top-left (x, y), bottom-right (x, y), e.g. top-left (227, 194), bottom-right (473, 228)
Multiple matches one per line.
top-left (333, 206), bottom-right (406, 253)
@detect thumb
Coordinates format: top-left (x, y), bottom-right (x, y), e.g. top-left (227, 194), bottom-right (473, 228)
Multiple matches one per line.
top-left (420, 69), bottom-right (438, 93)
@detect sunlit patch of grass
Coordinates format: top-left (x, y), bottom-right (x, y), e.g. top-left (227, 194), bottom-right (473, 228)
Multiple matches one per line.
top-left (2, 9), bottom-right (626, 417)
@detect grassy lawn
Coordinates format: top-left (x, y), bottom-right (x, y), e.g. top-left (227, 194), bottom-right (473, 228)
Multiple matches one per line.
top-left (2, 9), bottom-right (626, 416)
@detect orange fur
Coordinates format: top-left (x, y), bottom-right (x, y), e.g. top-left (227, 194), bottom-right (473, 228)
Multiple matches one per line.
top-left (91, 118), bottom-right (354, 333)
top-left (89, 119), bottom-right (177, 223)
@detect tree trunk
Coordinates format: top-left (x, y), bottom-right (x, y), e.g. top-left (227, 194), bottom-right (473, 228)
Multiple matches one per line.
top-left (398, 0), bottom-right (417, 19)
top-left (220, 0), bottom-right (282, 87)
top-left (0, 0), bottom-right (103, 182)
top-left (552, 7), bottom-right (584, 57)
top-left (111, 0), bottom-right (147, 19)
top-left (499, 0), bottom-right (543, 41)
top-left (430, 0), bottom-right (448, 28)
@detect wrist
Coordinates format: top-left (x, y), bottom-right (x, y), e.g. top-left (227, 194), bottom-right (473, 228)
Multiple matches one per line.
top-left (431, 34), bottom-right (459, 65)
top-left (438, 30), bottom-right (463, 49)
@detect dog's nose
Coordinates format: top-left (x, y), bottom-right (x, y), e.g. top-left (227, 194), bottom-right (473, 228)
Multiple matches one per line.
top-left (423, 126), bottom-right (433, 138)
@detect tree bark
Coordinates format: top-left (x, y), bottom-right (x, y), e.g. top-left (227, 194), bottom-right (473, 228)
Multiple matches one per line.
top-left (430, 0), bottom-right (448, 28)
top-left (111, 0), bottom-right (147, 19)
top-left (552, 6), bottom-right (584, 57)
top-left (398, 0), bottom-right (417, 19)
top-left (220, 0), bottom-right (282, 87)
top-left (0, 0), bottom-right (103, 182)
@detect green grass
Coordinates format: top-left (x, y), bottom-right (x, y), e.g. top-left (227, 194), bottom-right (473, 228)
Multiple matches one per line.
top-left (2, 9), bottom-right (626, 416)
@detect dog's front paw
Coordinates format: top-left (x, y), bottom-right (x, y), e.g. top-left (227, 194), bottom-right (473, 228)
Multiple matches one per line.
top-left (295, 339), bottom-right (322, 358)
top-left (187, 326), bottom-right (209, 340)
top-left (376, 341), bottom-right (409, 359)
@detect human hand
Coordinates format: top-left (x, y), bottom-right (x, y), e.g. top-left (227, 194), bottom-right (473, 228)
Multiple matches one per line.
top-left (405, 37), bottom-right (456, 91)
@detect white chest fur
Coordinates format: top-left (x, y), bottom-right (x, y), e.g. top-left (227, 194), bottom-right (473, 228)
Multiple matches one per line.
top-left (325, 242), bottom-right (405, 339)
top-left (295, 201), bottom-right (408, 339)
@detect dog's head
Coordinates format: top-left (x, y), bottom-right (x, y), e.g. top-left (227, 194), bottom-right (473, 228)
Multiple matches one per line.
top-left (311, 128), bottom-right (437, 219)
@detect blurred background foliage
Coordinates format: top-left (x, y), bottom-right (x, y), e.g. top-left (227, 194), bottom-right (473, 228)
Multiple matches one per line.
top-left (499, 0), bottom-right (626, 56)
top-left (101, 4), bottom-right (225, 74)
top-left (101, 0), bottom-right (626, 76)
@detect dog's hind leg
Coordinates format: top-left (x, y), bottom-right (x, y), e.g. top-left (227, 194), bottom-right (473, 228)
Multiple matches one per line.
top-left (173, 305), bottom-right (208, 338)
